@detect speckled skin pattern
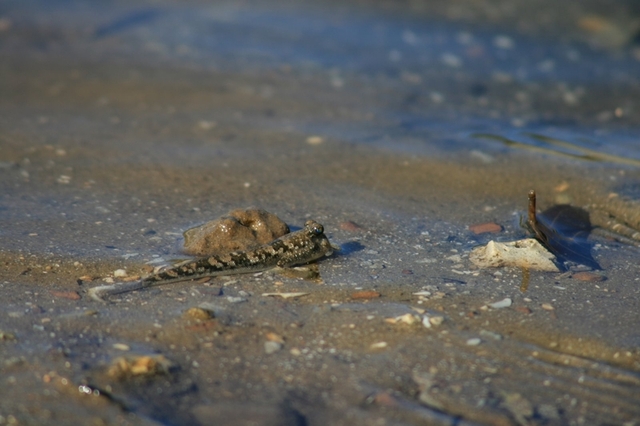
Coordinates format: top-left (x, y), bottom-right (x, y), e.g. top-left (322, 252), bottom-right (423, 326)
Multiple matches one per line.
top-left (89, 220), bottom-right (333, 301)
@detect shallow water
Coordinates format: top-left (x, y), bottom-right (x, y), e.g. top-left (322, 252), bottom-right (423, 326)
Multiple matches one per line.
top-left (1, 1), bottom-right (640, 425)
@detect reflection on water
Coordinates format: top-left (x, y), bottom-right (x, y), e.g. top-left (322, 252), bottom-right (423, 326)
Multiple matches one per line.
top-left (473, 131), bottom-right (640, 167)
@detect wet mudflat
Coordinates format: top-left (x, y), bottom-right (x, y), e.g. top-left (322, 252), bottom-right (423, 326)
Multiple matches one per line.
top-left (1, 0), bottom-right (640, 424)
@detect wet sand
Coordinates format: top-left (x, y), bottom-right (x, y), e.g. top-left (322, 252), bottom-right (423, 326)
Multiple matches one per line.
top-left (2, 1), bottom-right (640, 424)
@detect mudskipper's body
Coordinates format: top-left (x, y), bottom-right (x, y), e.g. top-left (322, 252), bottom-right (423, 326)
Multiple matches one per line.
top-left (89, 220), bottom-right (333, 301)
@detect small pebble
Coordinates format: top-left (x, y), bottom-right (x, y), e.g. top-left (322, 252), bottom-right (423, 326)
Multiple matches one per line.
top-left (479, 330), bottom-right (503, 340)
top-left (227, 296), bottom-right (247, 304)
top-left (541, 303), bottom-right (554, 311)
top-left (113, 269), bottom-right (128, 278)
top-left (112, 343), bottom-right (130, 351)
top-left (184, 307), bottom-right (215, 320)
top-left (422, 316), bottom-right (432, 328)
top-left (429, 315), bottom-right (444, 326)
top-left (489, 297), bottom-right (512, 309)
top-left (264, 341), bottom-right (283, 354)
top-left (370, 341), bottom-right (388, 349)
top-left (265, 332), bottom-right (285, 344)
top-left (466, 338), bottom-right (482, 346)
top-left (306, 135), bottom-right (324, 145)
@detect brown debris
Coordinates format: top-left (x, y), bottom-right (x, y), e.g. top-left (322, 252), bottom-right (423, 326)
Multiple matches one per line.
top-left (339, 221), bottom-right (365, 232)
top-left (469, 222), bottom-right (503, 234)
top-left (50, 290), bottom-right (81, 300)
top-left (351, 290), bottom-right (381, 300)
top-left (182, 208), bottom-right (290, 256)
top-left (572, 271), bottom-right (606, 282)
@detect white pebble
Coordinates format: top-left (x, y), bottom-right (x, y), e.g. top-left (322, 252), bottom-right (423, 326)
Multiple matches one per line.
top-left (264, 341), bottom-right (283, 354)
top-left (422, 316), bottom-right (432, 329)
top-left (466, 338), bottom-right (482, 346)
top-left (306, 136), bottom-right (324, 145)
top-left (112, 343), bottom-right (130, 351)
top-left (113, 269), bottom-right (128, 278)
top-left (370, 341), bottom-right (388, 349)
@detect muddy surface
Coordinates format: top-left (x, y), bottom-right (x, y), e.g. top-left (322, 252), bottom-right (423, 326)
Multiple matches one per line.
top-left (1, 0), bottom-right (640, 425)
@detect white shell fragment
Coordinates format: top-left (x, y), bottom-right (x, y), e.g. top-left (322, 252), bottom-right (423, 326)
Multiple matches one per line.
top-left (469, 239), bottom-right (560, 272)
top-left (489, 297), bottom-right (512, 309)
top-left (261, 292), bottom-right (309, 299)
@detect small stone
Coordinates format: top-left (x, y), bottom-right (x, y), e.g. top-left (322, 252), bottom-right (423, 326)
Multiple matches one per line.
top-left (370, 341), bottom-right (388, 349)
top-left (541, 303), bottom-right (554, 311)
top-left (422, 316), bottom-right (432, 328)
top-left (226, 296), bottom-right (247, 304)
top-left (351, 290), bottom-right (381, 300)
top-left (0, 331), bottom-right (16, 341)
top-left (395, 313), bottom-right (418, 325)
top-left (428, 315), bottom-right (444, 326)
top-left (571, 271), bottom-right (605, 282)
top-left (479, 330), bottom-right (503, 340)
top-left (112, 343), bottom-right (130, 351)
top-left (306, 135), bottom-right (324, 145)
top-left (264, 341), bottom-right (283, 354)
top-left (494, 35), bottom-right (515, 49)
top-left (108, 355), bottom-right (173, 379)
top-left (469, 222), bottom-right (503, 234)
top-left (489, 297), bottom-right (512, 309)
top-left (466, 338), bottom-right (482, 346)
top-left (113, 269), bottom-right (128, 278)
top-left (184, 307), bottom-right (215, 320)
top-left (265, 332), bottom-right (285, 344)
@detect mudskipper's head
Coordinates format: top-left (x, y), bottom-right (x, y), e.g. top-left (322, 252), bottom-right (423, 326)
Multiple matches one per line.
top-left (304, 220), bottom-right (334, 259)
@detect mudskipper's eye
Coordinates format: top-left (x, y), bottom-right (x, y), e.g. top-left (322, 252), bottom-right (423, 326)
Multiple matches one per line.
top-left (306, 221), bottom-right (323, 235)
